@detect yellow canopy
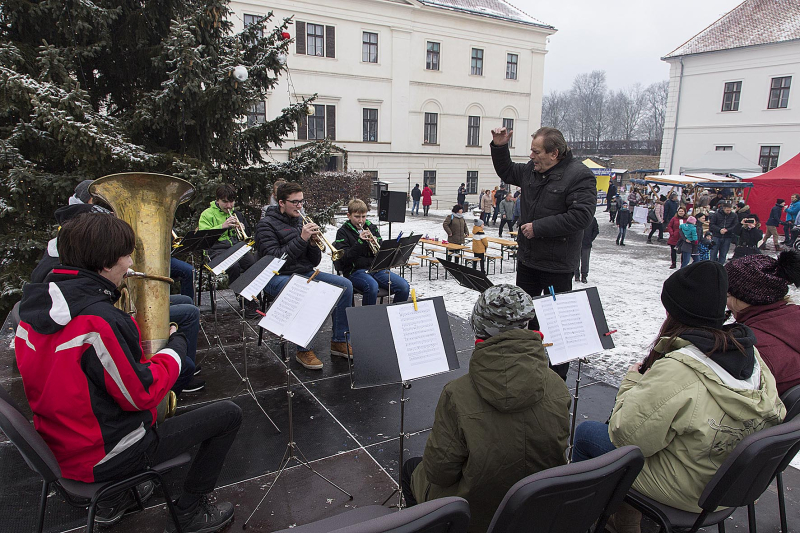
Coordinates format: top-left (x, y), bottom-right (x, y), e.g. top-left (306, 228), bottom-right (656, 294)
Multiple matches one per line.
top-left (582, 158), bottom-right (605, 169)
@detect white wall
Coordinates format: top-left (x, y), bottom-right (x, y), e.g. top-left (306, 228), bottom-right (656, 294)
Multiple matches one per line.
top-left (230, 0), bottom-right (553, 203)
top-left (660, 40), bottom-right (800, 173)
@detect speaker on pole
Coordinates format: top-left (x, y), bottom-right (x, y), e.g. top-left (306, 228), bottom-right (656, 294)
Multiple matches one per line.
top-left (379, 191), bottom-right (406, 223)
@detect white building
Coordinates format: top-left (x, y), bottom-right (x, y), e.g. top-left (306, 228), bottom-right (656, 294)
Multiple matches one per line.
top-left (229, 0), bottom-right (555, 206)
top-left (659, 0), bottom-right (800, 175)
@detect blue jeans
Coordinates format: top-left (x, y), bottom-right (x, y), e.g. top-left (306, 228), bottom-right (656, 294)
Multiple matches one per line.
top-left (264, 271), bottom-right (352, 348)
top-left (572, 421), bottom-right (617, 463)
top-left (412, 200), bottom-right (420, 215)
top-left (348, 269), bottom-right (410, 305)
top-left (169, 295), bottom-right (199, 394)
top-left (680, 250), bottom-right (693, 268)
top-left (710, 236), bottom-right (732, 264)
top-left (617, 226), bottom-right (627, 242)
top-left (170, 257), bottom-right (195, 300)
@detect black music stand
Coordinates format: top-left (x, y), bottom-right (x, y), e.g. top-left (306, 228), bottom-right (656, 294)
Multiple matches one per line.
top-left (171, 228), bottom-right (225, 307)
top-left (204, 241), bottom-right (253, 318)
top-left (439, 257), bottom-right (493, 293)
top-left (345, 296), bottom-right (458, 508)
top-left (366, 235), bottom-right (421, 302)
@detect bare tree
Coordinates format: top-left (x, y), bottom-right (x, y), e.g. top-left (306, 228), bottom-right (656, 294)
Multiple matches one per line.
top-left (613, 83), bottom-right (647, 141)
top-left (643, 80), bottom-right (669, 143)
top-left (541, 90), bottom-right (571, 132)
top-left (571, 70), bottom-right (607, 146)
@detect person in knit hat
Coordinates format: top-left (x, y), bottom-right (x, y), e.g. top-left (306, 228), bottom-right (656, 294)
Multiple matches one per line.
top-left (572, 261), bottom-right (784, 532)
top-left (402, 284), bottom-right (570, 532)
top-left (726, 250), bottom-right (800, 394)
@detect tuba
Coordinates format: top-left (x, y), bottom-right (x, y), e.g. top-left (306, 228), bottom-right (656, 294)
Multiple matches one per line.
top-left (90, 173), bottom-right (194, 422)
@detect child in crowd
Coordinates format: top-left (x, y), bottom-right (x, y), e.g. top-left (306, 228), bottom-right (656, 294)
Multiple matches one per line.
top-left (679, 215), bottom-right (698, 268)
top-left (615, 201), bottom-right (632, 245)
top-left (609, 194), bottom-right (620, 223)
top-left (472, 218), bottom-right (488, 273)
top-left (697, 231), bottom-right (714, 262)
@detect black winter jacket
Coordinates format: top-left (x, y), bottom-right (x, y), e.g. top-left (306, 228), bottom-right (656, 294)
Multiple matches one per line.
top-left (616, 208), bottom-right (633, 228)
top-left (581, 218), bottom-right (600, 248)
top-left (709, 210), bottom-right (739, 238)
top-left (490, 143), bottom-right (596, 273)
top-left (411, 186), bottom-right (421, 201)
top-left (333, 220), bottom-right (383, 276)
top-left (255, 206), bottom-right (321, 275)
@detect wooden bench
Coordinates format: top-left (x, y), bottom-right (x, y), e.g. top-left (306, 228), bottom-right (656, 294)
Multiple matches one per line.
top-left (397, 261), bottom-right (419, 282)
top-left (417, 256), bottom-right (440, 280)
top-left (484, 254), bottom-right (501, 275)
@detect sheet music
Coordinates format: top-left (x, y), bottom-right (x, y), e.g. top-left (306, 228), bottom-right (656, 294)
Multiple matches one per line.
top-left (239, 258), bottom-right (286, 301)
top-left (531, 291), bottom-right (604, 365)
top-left (386, 300), bottom-right (449, 380)
top-left (258, 275), bottom-right (343, 348)
top-left (211, 244), bottom-right (252, 276)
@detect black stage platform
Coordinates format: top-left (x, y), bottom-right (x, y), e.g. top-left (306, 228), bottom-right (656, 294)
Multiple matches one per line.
top-left (1, 290), bottom-right (798, 532)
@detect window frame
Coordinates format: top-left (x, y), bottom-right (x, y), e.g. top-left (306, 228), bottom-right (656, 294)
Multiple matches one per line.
top-left (721, 81), bottom-right (741, 112)
top-left (470, 48), bottom-right (484, 76)
top-left (768, 76), bottom-right (791, 109)
top-left (466, 171), bottom-right (478, 194)
top-left (715, 145), bottom-right (733, 151)
top-left (759, 145), bottom-right (780, 173)
top-left (362, 31), bottom-right (378, 63)
top-left (362, 108), bottom-right (378, 142)
top-left (506, 53), bottom-right (518, 80)
top-left (467, 116), bottom-right (481, 146)
top-left (307, 104), bottom-right (326, 140)
top-left (246, 101), bottom-right (266, 127)
top-left (426, 41), bottom-right (440, 71)
top-left (307, 23), bottom-right (325, 57)
top-left (424, 112), bottom-right (438, 145)
top-left (502, 118), bottom-right (514, 148)
top-left (243, 14), bottom-right (264, 39)
top-left (423, 170), bottom-right (437, 195)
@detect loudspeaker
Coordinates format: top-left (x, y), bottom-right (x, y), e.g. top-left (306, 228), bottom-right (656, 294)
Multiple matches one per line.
top-left (379, 191), bottom-right (406, 223)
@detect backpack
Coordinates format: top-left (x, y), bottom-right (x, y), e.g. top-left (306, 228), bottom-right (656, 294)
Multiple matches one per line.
top-left (647, 208), bottom-right (658, 223)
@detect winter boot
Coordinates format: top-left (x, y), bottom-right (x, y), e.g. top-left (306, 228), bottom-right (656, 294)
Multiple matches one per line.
top-left (759, 242), bottom-right (767, 250)
top-left (615, 236), bottom-right (620, 245)
top-left (604, 503), bottom-right (641, 533)
top-left (574, 274), bottom-right (580, 282)
top-left (646, 238), bottom-right (653, 244)
top-left (581, 275), bottom-right (588, 283)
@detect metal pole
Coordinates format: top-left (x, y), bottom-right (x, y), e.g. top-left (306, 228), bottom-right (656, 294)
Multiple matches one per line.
top-left (568, 358), bottom-right (584, 462)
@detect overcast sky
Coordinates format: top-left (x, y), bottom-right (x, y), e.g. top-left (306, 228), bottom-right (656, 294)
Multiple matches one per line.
top-left (511, 0), bottom-right (744, 93)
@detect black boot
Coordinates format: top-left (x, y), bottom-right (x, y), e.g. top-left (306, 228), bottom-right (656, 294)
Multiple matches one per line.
top-left (616, 237), bottom-right (620, 245)
top-left (647, 238), bottom-right (653, 244)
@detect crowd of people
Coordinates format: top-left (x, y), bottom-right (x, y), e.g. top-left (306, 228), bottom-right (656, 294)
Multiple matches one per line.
top-left (11, 125), bottom-right (800, 533)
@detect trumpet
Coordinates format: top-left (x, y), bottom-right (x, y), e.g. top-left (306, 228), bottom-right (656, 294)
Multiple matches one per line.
top-left (358, 223), bottom-right (380, 256)
top-left (301, 212), bottom-right (344, 262)
top-left (227, 209), bottom-right (249, 241)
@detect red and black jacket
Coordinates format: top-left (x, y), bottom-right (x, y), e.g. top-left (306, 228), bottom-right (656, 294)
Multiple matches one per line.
top-left (15, 267), bottom-right (185, 482)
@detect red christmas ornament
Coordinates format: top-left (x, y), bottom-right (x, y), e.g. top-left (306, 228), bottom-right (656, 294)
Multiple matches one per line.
top-left (281, 32), bottom-right (291, 40)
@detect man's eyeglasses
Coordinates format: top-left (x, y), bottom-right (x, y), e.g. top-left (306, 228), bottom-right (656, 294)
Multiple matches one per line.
top-left (285, 199), bottom-right (306, 206)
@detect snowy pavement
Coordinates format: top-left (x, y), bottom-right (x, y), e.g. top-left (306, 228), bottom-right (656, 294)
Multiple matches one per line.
top-left (318, 206), bottom-right (798, 387)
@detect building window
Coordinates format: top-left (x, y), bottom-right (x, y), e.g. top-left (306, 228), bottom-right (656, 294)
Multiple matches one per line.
top-left (715, 145), bottom-right (733, 151)
top-left (768, 76), bottom-right (791, 109)
top-left (506, 53), bottom-right (518, 80)
top-left (243, 14), bottom-right (264, 39)
top-left (470, 48), bottom-right (483, 76)
top-left (721, 81), bottom-right (741, 111)
top-left (298, 104), bottom-right (336, 141)
top-left (363, 108), bottom-right (378, 142)
top-left (759, 146), bottom-right (780, 172)
top-left (362, 32), bottom-right (378, 63)
top-left (467, 116), bottom-right (480, 146)
top-left (426, 42), bottom-right (440, 71)
top-left (424, 112), bottom-right (438, 144)
top-left (466, 171), bottom-right (478, 194)
top-left (247, 101), bottom-right (266, 126)
top-left (502, 118), bottom-right (514, 147)
top-left (308, 104), bottom-right (326, 139)
top-left (424, 170), bottom-right (437, 195)
top-left (306, 23), bottom-right (325, 57)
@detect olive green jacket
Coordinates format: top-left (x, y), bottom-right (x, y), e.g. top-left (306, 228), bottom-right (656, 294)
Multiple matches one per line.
top-left (411, 329), bottom-right (571, 532)
top-left (609, 338), bottom-right (785, 512)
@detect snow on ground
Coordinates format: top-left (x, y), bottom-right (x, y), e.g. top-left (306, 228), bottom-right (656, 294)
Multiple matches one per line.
top-left (318, 206), bottom-right (798, 387)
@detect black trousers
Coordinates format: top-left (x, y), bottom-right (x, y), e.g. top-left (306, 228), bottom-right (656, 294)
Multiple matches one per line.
top-left (498, 219), bottom-right (514, 237)
top-left (648, 223), bottom-right (664, 240)
top-left (208, 245), bottom-right (256, 284)
top-left (516, 263), bottom-right (573, 380)
top-left (423, 205), bottom-right (430, 216)
top-left (401, 457), bottom-right (424, 507)
top-left (101, 401), bottom-right (243, 513)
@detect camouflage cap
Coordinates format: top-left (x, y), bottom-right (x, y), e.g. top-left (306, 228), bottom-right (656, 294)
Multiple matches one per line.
top-left (470, 284), bottom-right (536, 339)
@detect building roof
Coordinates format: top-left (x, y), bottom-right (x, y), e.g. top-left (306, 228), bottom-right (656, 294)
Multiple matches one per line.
top-left (664, 0), bottom-right (800, 59)
top-left (416, 0), bottom-right (554, 29)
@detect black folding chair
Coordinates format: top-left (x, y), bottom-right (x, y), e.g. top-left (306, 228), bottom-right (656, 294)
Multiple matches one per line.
top-left (272, 495), bottom-right (470, 533)
top-left (626, 417), bottom-right (800, 533)
top-left (773, 384), bottom-right (800, 532)
top-left (485, 445), bottom-right (644, 533)
top-left (0, 385), bottom-right (190, 533)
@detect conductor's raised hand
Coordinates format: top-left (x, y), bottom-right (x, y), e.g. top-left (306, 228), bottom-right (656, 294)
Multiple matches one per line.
top-left (301, 221), bottom-right (319, 242)
top-left (491, 127), bottom-right (513, 146)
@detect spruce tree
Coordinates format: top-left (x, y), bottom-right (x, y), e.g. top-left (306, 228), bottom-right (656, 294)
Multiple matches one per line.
top-left (0, 0), bottom-right (328, 314)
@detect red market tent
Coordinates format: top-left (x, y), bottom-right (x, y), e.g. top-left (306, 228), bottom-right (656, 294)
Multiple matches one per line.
top-left (744, 153), bottom-right (800, 234)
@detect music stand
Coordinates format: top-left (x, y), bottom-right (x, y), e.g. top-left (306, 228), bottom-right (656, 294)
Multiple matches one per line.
top-left (367, 235), bottom-right (421, 302)
top-left (243, 274), bottom-right (353, 529)
top-left (438, 257), bottom-right (493, 293)
top-left (171, 228), bottom-right (225, 307)
top-left (345, 296), bottom-right (459, 508)
top-left (204, 241), bottom-right (253, 319)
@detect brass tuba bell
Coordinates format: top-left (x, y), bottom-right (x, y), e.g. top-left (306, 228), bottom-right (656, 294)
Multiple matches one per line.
top-left (90, 173), bottom-right (194, 423)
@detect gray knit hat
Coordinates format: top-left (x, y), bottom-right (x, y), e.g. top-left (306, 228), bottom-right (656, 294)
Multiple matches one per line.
top-left (470, 284), bottom-right (536, 339)
top-left (74, 180), bottom-right (94, 203)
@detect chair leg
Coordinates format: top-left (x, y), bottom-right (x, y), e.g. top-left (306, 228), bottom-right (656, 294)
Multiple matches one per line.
top-left (36, 480), bottom-right (49, 533)
top-left (718, 520), bottom-right (725, 533)
top-left (86, 500), bottom-right (97, 533)
top-left (747, 503), bottom-right (757, 533)
top-left (158, 473), bottom-right (183, 533)
top-left (777, 472), bottom-right (788, 532)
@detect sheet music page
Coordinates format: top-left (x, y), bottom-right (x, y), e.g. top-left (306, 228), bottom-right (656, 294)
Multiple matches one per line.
top-left (386, 300), bottom-right (449, 381)
top-left (258, 275), bottom-right (311, 338)
top-left (532, 291), bottom-right (604, 365)
top-left (281, 280), bottom-right (344, 348)
top-left (240, 258), bottom-right (286, 301)
top-left (211, 244), bottom-right (251, 276)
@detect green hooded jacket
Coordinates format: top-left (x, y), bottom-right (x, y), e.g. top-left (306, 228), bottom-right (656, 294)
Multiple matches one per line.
top-left (198, 201), bottom-right (235, 246)
top-left (411, 329), bottom-right (571, 532)
top-left (609, 338), bottom-right (785, 512)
